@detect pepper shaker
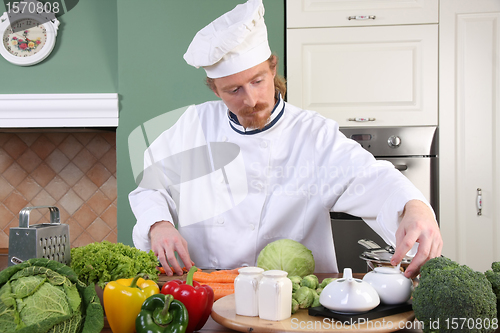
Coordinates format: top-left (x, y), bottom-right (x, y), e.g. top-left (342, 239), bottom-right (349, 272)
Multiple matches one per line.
top-left (258, 270), bottom-right (292, 321)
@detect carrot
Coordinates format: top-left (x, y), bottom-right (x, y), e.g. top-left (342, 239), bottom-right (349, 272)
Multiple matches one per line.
top-left (193, 271), bottom-right (238, 283)
top-left (209, 267), bottom-right (243, 275)
top-left (202, 282), bottom-right (235, 301)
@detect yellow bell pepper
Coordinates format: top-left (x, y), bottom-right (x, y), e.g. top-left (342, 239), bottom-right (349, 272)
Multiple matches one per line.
top-left (103, 274), bottom-right (160, 333)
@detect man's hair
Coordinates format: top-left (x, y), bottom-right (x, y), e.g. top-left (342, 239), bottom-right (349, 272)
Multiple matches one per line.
top-left (205, 54), bottom-right (287, 98)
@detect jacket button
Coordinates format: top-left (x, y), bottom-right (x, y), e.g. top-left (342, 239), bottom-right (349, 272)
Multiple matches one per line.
top-left (260, 141), bottom-right (268, 148)
top-left (249, 224), bottom-right (255, 230)
top-left (222, 136), bottom-right (228, 142)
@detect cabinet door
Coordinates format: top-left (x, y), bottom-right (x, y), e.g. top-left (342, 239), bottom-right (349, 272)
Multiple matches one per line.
top-left (286, 24), bottom-right (438, 127)
top-left (439, 0), bottom-right (500, 271)
top-left (287, 0), bottom-right (438, 28)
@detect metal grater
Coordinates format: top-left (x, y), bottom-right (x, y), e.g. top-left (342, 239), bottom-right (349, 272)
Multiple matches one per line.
top-left (8, 206), bottom-right (71, 266)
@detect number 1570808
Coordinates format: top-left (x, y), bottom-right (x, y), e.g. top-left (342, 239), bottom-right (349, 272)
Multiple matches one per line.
top-left (441, 318), bottom-right (499, 330)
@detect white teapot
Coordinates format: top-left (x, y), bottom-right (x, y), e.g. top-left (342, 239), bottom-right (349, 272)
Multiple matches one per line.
top-left (362, 265), bottom-right (413, 305)
top-left (319, 268), bottom-right (380, 313)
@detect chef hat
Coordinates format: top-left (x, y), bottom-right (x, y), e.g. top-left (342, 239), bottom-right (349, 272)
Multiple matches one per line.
top-left (183, 0), bottom-right (271, 79)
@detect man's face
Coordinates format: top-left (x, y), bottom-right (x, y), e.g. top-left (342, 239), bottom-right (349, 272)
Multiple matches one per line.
top-left (212, 60), bottom-right (277, 130)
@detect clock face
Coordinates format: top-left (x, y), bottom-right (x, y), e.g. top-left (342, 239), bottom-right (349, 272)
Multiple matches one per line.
top-left (2, 18), bottom-right (47, 58)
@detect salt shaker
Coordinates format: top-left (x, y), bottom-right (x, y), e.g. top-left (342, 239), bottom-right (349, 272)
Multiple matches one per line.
top-left (258, 270), bottom-right (292, 321)
top-left (234, 266), bottom-right (264, 316)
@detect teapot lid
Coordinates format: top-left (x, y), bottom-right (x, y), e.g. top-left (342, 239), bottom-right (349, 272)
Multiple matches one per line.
top-left (373, 263), bottom-right (402, 274)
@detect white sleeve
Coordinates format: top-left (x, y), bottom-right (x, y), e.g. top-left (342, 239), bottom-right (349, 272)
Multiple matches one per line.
top-left (129, 186), bottom-right (177, 252)
top-left (128, 104), bottom-right (207, 251)
top-left (319, 122), bottom-right (435, 253)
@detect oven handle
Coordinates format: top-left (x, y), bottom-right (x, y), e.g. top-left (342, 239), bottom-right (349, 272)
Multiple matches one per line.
top-left (393, 164), bottom-right (408, 171)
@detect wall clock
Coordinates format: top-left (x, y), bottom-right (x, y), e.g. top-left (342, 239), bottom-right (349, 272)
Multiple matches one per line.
top-left (0, 11), bottom-right (59, 66)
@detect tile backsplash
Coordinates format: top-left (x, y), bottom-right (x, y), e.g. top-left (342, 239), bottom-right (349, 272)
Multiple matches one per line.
top-left (0, 130), bottom-right (117, 248)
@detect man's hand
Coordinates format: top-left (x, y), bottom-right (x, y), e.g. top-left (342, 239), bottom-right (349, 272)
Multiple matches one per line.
top-left (149, 221), bottom-right (193, 276)
top-left (391, 200), bottom-right (443, 278)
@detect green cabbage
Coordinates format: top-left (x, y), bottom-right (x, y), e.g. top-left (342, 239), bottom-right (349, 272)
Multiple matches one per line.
top-left (257, 239), bottom-right (315, 277)
top-left (0, 258), bottom-right (103, 333)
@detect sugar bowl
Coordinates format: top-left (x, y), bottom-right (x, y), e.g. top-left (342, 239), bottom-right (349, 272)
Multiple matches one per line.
top-left (362, 265), bottom-right (413, 304)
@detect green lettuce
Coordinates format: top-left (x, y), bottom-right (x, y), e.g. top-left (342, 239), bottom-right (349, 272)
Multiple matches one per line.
top-left (70, 241), bottom-right (159, 289)
top-left (0, 258), bottom-right (103, 333)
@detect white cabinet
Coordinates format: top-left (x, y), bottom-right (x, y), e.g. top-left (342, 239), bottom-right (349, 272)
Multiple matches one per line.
top-left (287, 0), bottom-right (438, 28)
top-left (439, 0), bottom-right (500, 272)
top-left (286, 0), bottom-right (438, 127)
top-left (287, 25), bottom-right (438, 127)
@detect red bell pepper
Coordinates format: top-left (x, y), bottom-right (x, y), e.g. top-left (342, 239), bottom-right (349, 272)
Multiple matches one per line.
top-left (161, 266), bottom-right (214, 333)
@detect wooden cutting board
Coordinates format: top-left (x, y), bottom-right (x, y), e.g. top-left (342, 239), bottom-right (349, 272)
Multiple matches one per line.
top-left (211, 294), bottom-right (416, 333)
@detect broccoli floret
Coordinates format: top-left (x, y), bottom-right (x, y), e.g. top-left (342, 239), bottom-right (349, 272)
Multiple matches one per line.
top-left (413, 257), bottom-right (497, 333)
top-left (485, 262), bottom-right (500, 320)
top-left (419, 256), bottom-right (460, 277)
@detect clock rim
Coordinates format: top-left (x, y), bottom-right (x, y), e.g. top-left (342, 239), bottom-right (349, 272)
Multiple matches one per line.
top-left (0, 12), bottom-right (58, 66)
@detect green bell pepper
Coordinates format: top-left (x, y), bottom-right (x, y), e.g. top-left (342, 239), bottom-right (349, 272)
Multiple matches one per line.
top-left (136, 293), bottom-right (189, 333)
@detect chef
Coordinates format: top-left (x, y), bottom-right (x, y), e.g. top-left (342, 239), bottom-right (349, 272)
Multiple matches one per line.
top-left (129, 0), bottom-right (442, 279)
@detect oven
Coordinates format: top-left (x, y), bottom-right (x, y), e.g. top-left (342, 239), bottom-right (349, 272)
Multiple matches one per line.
top-left (331, 126), bottom-right (438, 272)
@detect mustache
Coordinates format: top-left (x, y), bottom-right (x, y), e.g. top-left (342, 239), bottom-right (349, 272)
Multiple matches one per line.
top-left (238, 102), bottom-right (270, 116)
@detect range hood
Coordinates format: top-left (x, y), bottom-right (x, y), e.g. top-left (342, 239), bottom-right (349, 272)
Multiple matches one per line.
top-left (0, 93), bottom-right (119, 128)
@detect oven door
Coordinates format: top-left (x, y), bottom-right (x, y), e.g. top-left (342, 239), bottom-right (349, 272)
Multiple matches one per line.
top-left (331, 156), bottom-right (438, 272)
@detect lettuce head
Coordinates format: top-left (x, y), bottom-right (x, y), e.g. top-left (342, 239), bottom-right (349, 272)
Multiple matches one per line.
top-left (0, 258), bottom-right (103, 333)
top-left (257, 239), bottom-right (315, 277)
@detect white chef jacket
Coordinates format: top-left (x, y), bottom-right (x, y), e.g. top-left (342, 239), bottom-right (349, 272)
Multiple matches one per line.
top-left (129, 95), bottom-right (430, 273)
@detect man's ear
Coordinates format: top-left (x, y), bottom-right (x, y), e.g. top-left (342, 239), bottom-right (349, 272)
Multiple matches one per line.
top-left (211, 80), bottom-right (220, 98)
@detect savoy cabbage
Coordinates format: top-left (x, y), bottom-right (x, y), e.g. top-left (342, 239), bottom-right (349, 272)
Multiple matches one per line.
top-left (0, 258), bottom-right (103, 333)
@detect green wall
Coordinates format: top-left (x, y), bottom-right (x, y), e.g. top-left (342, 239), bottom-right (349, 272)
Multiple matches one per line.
top-left (0, 0), bottom-right (118, 93)
top-left (116, 0), bottom-right (286, 246)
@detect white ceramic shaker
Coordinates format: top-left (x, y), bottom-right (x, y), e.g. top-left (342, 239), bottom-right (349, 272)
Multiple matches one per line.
top-left (258, 270), bottom-right (292, 321)
top-left (234, 266), bottom-right (264, 316)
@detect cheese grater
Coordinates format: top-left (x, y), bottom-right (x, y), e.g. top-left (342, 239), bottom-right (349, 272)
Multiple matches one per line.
top-left (8, 206), bottom-right (71, 266)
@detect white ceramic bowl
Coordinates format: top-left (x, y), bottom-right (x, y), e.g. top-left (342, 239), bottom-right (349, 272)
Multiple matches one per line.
top-left (319, 268), bottom-right (380, 313)
top-left (362, 266), bottom-right (412, 304)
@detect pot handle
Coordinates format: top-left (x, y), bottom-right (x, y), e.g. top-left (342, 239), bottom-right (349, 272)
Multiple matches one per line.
top-left (19, 206), bottom-right (60, 228)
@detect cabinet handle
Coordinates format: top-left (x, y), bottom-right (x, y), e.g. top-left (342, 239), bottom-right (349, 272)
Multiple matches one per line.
top-left (476, 188), bottom-right (483, 216)
top-left (394, 164), bottom-right (408, 171)
top-left (348, 117), bottom-right (376, 122)
top-left (348, 15), bottom-right (376, 20)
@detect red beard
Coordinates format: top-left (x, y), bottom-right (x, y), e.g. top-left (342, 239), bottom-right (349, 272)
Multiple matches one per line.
top-left (237, 102), bottom-right (271, 129)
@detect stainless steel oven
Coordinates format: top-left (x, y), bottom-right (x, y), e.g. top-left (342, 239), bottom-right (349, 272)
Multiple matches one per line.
top-left (331, 126), bottom-right (438, 272)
